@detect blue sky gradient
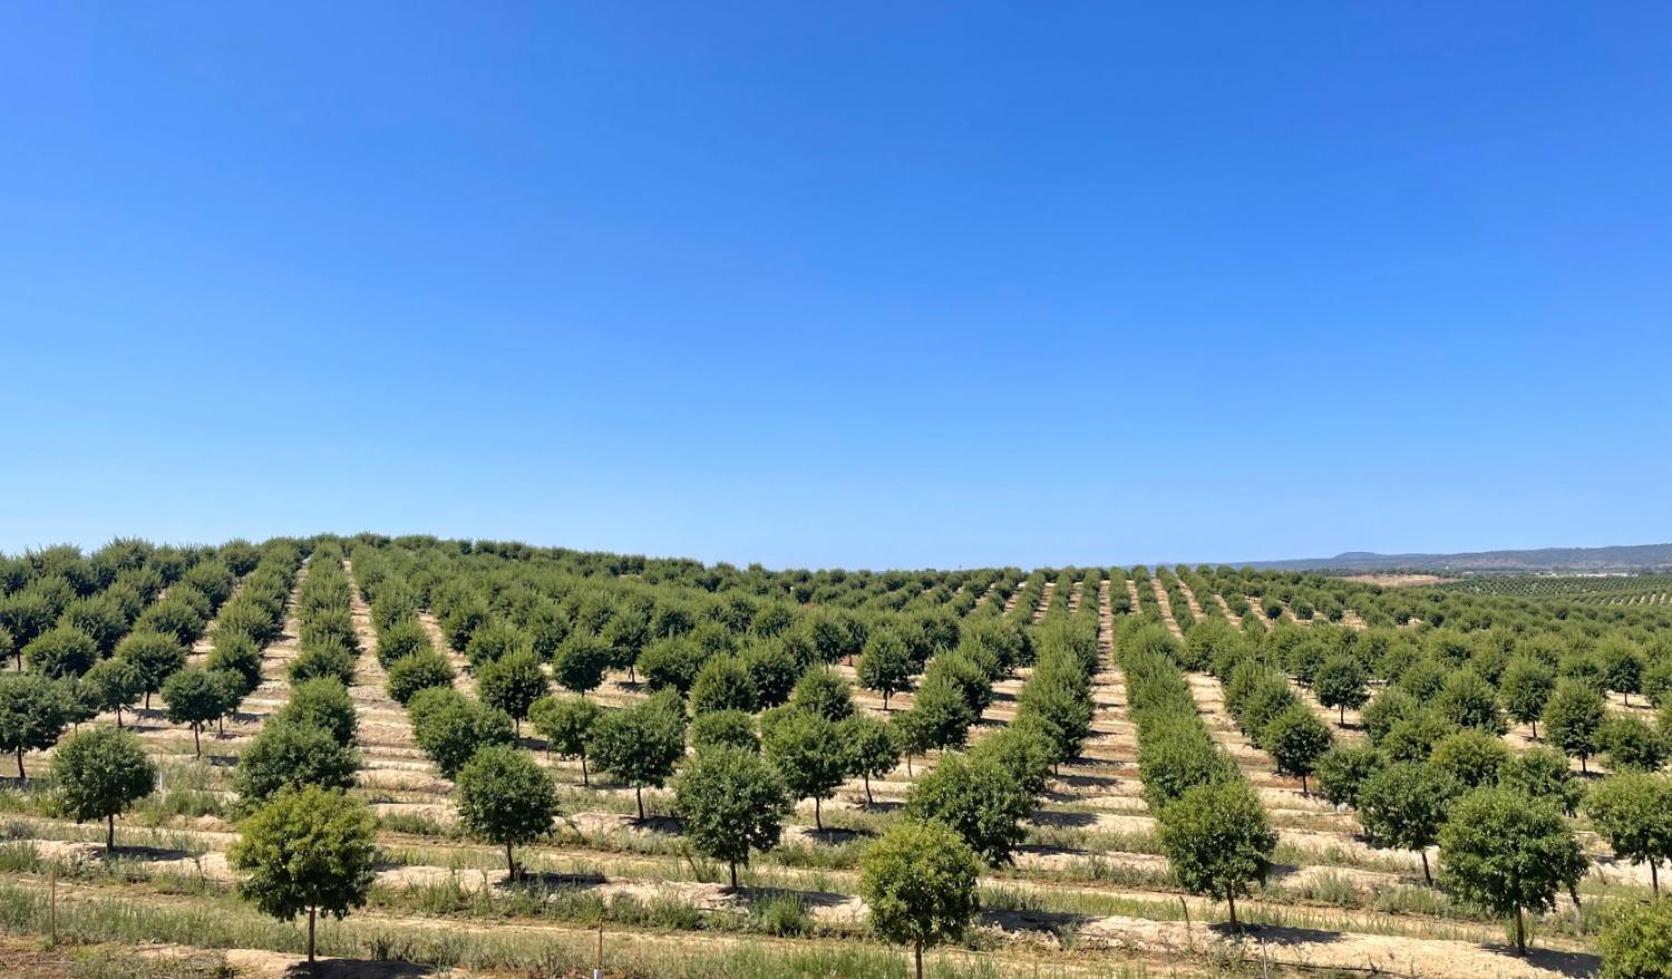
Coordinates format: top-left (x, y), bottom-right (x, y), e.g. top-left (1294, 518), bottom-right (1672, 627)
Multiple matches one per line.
top-left (3, 3), bottom-right (1669, 568)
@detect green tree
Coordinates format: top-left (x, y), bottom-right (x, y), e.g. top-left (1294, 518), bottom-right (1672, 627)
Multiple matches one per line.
top-left (859, 820), bottom-right (982, 979)
top-left (51, 726), bottom-right (156, 852)
top-left (739, 641), bottom-right (800, 709)
top-left (1263, 704), bottom-right (1333, 796)
top-left (689, 708), bottom-right (758, 754)
top-left (1315, 742), bottom-right (1383, 808)
top-left (23, 625), bottom-right (98, 678)
top-left (788, 666), bottom-right (855, 722)
top-left (689, 655), bottom-right (757, 715)
top-left (1585, 774), bottom-right (1672, 895)
top-left (905, 673), bottom-right (976, 756)
top-left (840, 712), bottom-right (901, 805)
top-left (590, 693), bottom-right (687, 819)
top-left (1545, 679), bottom-right (1608, 773)
top-left (529, 693), bottom-right (602, 784)
top-left (81, 658), bottom-right (144, 729)
top-left (1600, 716), bottom-right (1669, 773)
top-left (385, 650), bottom-right (456, 705)
top-left (1313, 655), bottom-right (1368, 726)
top-left (411, 690), bottom-right (515, 779)
top-left (273, 677), bottom-right (358, 747)
top-left (1598, 637), bottom-right (1647, 707)
top-left (116, 630), bottom-right (186, 710)
top-left (1429, 729), bottom-right (1511, 790)
top-left (760, 707), bottom-right (847, 830)
top-left (1501, 656), bottom-right (1557, 739)
top-left (1439, 788), bottom-right (1586, 955)
top-left (636, 638), bottom-right (707, 694)
top-left (673, 744), bottom-right (792, 888)
top-left (161, 667), bottom-right (227, 756)
top-left (476, 650), bottom-right (549, 733)
top-left (1598, 897), bottom-right (1672, 979)
top-left (1155, 779), bottom-right (1278, 929)
top-left (970, 719), bottom-right (1054, 799)
top-left (1357, 762), bottom-right (1459, 885)
top-left (236, 719), bottom-right (361, 805)
top-left (1434, 669), bottom-right (1506, 734)
top-left (857, 630), bottom-right (914, 710)
top-left (0, 672), bottom-right (66, 779)
top-left (1501, 745), bottom-right (1587, 816)
top-left (551, 634), bottom-right (612, 695)
top-left (230, 786), bottom-right (379, 964)
top-left (905, 752), bottom-right (1032, 866)
top-left (455, 743), bottom-right (558, 879)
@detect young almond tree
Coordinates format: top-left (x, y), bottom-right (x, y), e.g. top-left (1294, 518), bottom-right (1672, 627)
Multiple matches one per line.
top-left (1583, 773), bottom-right (1672, 895)
top-left (1155, 780), bottom-right (1277, 929)
top-left (589, 692), bottom-right (687, 820)
top-left (673, 744), bottom-right (791, 889)
top-left (1357, 762), bottom-right (1458, 885)
top-left (51, 726), bottom-right (157, 853)
top-left (230, 785), bottom-right (379, 964)
top-left (1439, 788), bottom-right (1587, 956)
top-left (859, 820), bottom-right (982, 979)
top-left (455, 744), bottom-right (558, 880)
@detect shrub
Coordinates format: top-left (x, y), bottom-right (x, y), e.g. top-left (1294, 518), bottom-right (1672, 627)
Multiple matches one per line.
top-left (690, 708), bottom-right (758, 754)
top-left (476, 651), bottom-right (550, 732)
top-left (1315, 742), bottom-right (1382, 808)
top-left (116, 631), bottom-right (187, 709)
top-left (1598, 897), bottom-right (1672, 979)
top-left (1263, 704), bottom-right (1333, 796)
top-left (1429, 729), bottom-right (1511, 790)
top-left (288, 639), bottom-right (357, 686)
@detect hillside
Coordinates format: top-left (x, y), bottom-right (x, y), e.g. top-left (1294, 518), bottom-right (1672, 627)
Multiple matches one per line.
top-left (1246, 541), bottom-right (1672, 573)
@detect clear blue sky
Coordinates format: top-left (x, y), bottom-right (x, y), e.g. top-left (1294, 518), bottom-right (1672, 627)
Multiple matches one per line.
top-left (3, 3), bottom-right (1669, 569)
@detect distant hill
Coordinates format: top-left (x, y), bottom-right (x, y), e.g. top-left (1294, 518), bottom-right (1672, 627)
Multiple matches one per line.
top-left (1244, 542), bottom-right (1672, 573)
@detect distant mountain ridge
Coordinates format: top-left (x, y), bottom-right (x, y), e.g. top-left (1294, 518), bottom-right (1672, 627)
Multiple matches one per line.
top-left (1244, 542), bottom-right (1672, 573)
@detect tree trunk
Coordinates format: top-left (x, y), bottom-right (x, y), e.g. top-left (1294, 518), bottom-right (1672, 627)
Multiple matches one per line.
top-left (1530, 719), bottom-right (1538, 740)
top-left (1300, 773), bottom-right (1309, 798)
top-left (1339, 704), bottom-right (1346, 725)
top-left (218, 716), bottom-right (225, 736)
top-left (506, 842), bottom-right (517, 880)
top-left (1652, 859), bottom-right (1660, 896)
top-left (635, 785), bottom-right (644, 821)
top-left (913, 940), bottom-right (923, 979)
top-left (116, 707), bottom-right (123, 729)
top-left (1226, 889), bottom-right (1238, 930)
top-left (883, 691), bottom-right (890, 711)
top-left (1581, 754), bottom-right (1588, 774)
top-left (864, 774), bottom-right (873, 806)
top-left (308, 905), bottom-right (317, 963)
top-left (192, 725), bottom-right (201, 757)
top-left (106, 814), bottom-right (115, 854)
top-left (15, 749), bottom-right (24, 781)
top-left (581, 753), bottom-right (589, 788)
top-left (1514, 905), bottom-right (1525, 955)
top-left (145, 691), bottom-right (151, 710)
top-left (729, 860), bottom-right (738, 890)
top-left (1420, 850), bottom-right (1432, 886)
top-left (814, 796), bottom-right (823, 831)
top-left (905, 755), bottom-right (913, 777)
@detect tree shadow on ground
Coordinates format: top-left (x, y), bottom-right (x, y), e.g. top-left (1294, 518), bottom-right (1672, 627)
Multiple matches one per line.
top-left (1211, 922), bottom-right (1345, 945)
top-left (801, 826), bottom-right (874, 845)
top-left (283, 960), bottom-right (437, 978)
top-left (502, 870), bottom-right (608, 892)
top-left (1028, 809), bottom-right (1099, 829)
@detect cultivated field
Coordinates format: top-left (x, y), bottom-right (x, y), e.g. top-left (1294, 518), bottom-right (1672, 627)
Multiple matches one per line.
top-left (2, 537), bottom-right (1670, 978)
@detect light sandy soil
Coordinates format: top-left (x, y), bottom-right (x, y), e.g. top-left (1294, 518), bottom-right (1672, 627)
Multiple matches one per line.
top-left (1343, 574), bottom-right (1456, 588)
